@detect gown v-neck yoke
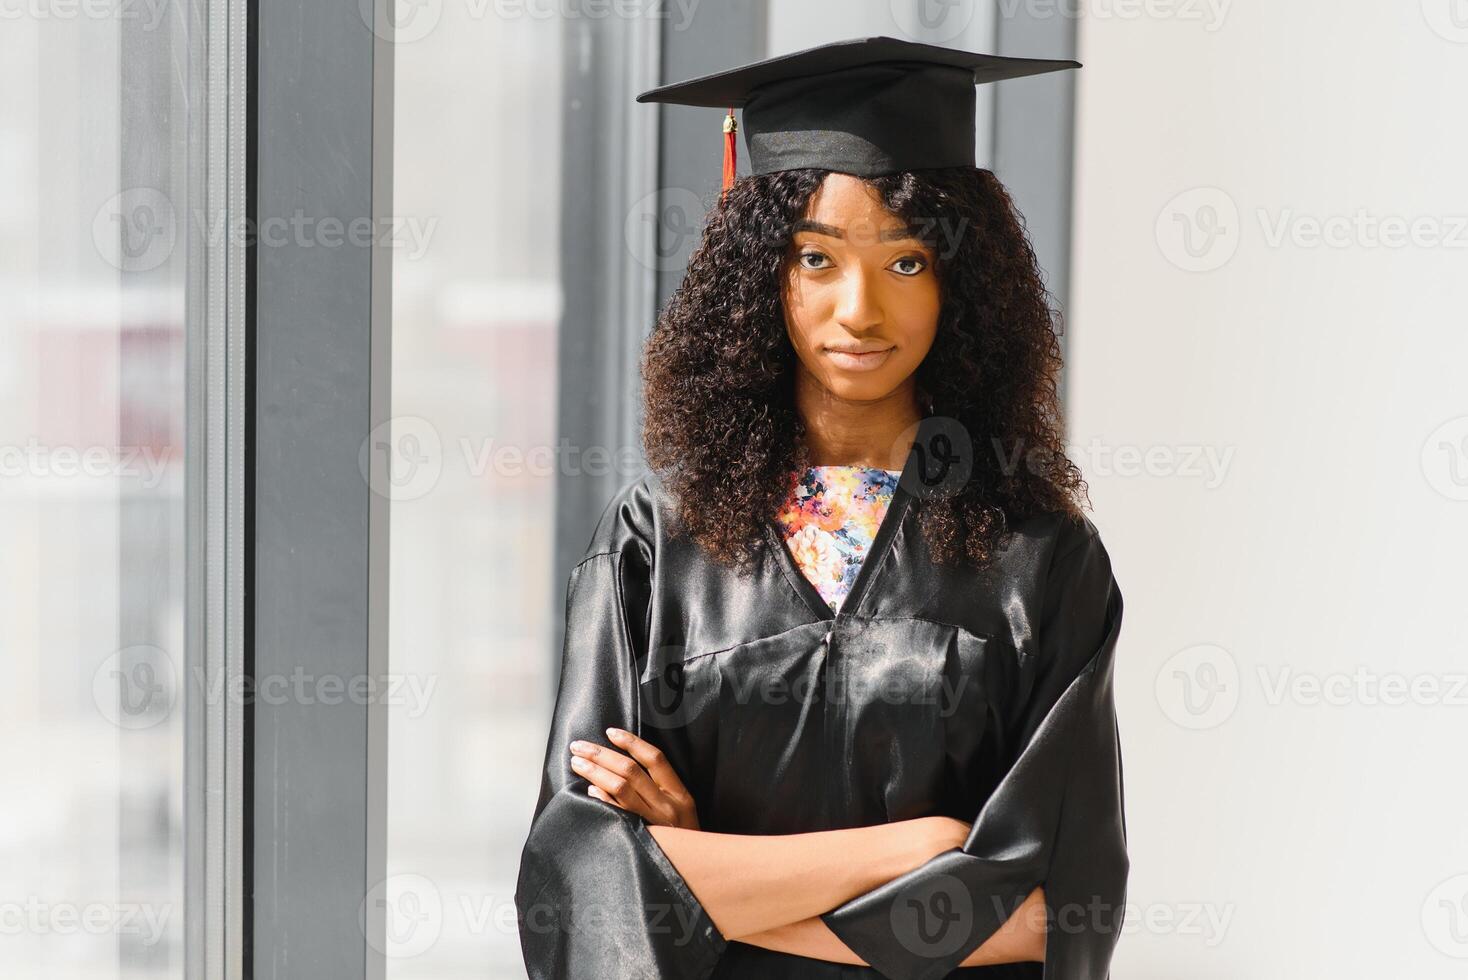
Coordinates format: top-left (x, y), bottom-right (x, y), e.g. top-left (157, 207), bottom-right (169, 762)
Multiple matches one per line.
top-left (770, 465), bottom-right (905, 615)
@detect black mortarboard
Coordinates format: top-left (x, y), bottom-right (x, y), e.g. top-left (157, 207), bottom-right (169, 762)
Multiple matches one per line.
top-left (636, 35), bottom-right (1080, 191)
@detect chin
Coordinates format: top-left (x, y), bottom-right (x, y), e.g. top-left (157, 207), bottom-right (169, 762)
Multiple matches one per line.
top-left (820, 372), bottom-right (905, 403)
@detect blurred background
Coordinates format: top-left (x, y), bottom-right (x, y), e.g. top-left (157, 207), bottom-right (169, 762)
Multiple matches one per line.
top-left (3, 0), bottom-right (1467, 978)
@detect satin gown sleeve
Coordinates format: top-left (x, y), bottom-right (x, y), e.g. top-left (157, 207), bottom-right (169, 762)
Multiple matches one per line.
top-left (818, 521), bottom-right (1128, 980)
top-left (513, 498), bottom-right (729, 980)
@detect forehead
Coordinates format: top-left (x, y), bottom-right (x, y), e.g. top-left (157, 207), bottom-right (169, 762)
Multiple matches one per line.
top-left (796, 173), bottom-right (925, 245)
top-left (802, 172), bottom-right (898, 222)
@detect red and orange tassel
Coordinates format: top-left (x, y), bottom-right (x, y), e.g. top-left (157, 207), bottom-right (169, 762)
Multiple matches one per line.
top-left (720, 108), bottom-right (737, 201)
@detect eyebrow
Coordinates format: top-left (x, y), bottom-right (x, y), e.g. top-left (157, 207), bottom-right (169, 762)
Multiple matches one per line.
top-left (791, 218), bottom-right (929, 243)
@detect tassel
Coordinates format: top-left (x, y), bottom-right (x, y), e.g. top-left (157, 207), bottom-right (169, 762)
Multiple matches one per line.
top-left (720, 107), bottom-right (737, 201)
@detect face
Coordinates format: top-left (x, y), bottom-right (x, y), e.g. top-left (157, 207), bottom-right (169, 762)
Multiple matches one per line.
top-left (782, 172), bottom-right (941, 406)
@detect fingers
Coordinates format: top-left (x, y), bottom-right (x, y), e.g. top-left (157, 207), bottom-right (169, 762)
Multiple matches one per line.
top-left (568, 740), bottom-right (666, 821)
top-left (604, 727), bottom-right (694, 808)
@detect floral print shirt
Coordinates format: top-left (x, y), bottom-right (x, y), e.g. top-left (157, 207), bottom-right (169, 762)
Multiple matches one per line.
top-left (773, 465), bottom-right (902, 612)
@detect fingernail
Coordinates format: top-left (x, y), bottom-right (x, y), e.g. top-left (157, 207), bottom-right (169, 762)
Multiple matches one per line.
top-left (569, 740), bottom-right (587, 753)
top-left (570, 757), bottom-right (590, 772)
top-left (605, 727), bottom-right (624, 740)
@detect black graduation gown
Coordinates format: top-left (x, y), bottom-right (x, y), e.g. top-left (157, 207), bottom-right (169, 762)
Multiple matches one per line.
top-left (515, 441), bottom-right (1128, 980)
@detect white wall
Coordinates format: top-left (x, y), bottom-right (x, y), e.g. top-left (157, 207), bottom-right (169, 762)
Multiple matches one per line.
top-left (1069, 2), bottom-right (1468, 976)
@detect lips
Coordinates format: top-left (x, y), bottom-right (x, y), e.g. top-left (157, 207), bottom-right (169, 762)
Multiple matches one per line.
top-left (824, 345), bottom-right (895, 372)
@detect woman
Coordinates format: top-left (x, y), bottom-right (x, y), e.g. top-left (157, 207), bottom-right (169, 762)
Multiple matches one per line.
top-left (516, 38), bottom-right (1127, 980)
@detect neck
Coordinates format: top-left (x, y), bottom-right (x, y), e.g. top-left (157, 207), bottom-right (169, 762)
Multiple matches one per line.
top-left (794, 368), bottom-right (923, 469)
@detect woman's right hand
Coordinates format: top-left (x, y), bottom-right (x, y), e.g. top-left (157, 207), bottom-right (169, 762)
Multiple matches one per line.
top-left (568, 726), bottom-right (701, 830)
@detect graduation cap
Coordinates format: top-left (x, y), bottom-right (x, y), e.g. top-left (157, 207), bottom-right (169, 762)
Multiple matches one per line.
top-left (636, 35), bottom-right (1080, 194)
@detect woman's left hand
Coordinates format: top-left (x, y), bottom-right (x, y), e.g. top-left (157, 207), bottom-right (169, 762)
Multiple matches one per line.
top-left (568, 727), bottom-right (701, 830)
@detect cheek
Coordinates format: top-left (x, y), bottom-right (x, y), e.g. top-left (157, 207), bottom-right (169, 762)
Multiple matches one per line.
top-left (893, 294), bottom-right (941, 363)
top-left (781, 282), bottom-right (809, 344)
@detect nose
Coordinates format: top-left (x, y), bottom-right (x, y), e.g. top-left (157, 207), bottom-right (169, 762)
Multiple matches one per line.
top-left (832, 265), bottom-right (884, 334)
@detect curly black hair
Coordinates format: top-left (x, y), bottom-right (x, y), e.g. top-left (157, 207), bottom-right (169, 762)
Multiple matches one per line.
top-left (641, 166), bottom-right (1087, 571)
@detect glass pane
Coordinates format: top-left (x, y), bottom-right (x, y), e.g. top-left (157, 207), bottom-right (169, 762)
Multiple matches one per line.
top-left (387, 8), bottom-right (564, 979)
top-left (0, 11), bottom-right (194, 979)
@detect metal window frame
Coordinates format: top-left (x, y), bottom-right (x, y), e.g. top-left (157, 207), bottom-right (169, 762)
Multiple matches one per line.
top-left (247, 0), bottom-right (393, 975)
top-left (184, 0), bottom-right (250, 976)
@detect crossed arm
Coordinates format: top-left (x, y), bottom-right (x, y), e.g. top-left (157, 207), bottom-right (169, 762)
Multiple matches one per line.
top-left (568, 727), bottom-right (1047, 968)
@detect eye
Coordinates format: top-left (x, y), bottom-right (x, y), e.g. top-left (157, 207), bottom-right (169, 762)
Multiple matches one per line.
top-left (891, 255), bottom-right (928, 276)
top-left (797, 250), bottom-right (832, 271)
